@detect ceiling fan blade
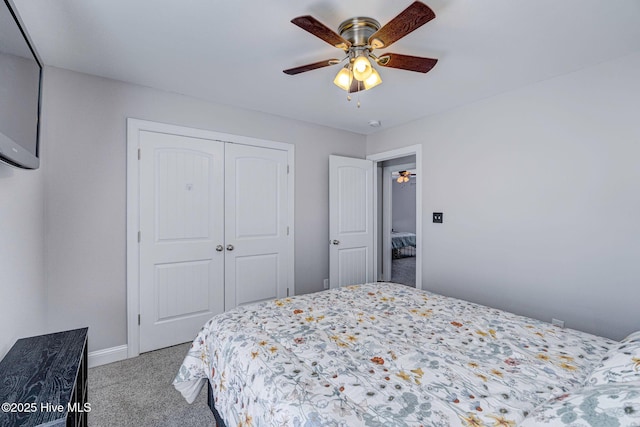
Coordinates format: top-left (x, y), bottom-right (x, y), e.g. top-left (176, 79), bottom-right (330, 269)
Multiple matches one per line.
top-left (291, 16), bottom-right (351, 50)
top-left (283, 59), bottom-right (340, 75)
top-left (369, 1), bottom-right (436, 50)
top-left (377, 53), bottom-right (438, 73)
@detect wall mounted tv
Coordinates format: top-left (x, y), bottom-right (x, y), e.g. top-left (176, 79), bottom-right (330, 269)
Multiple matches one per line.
top-left (0, 0), bottom-right (42, 170)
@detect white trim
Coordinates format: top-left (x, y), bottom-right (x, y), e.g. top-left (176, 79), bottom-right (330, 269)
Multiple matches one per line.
top-left (286, 148), bottom-right (295, 296)
top-left (367, 145), bottom-right (423, 289)
top-left (381, 167), bottom-right (392, 281)
top-left (88, 345), bottom-right (128, 368)
top-left (126, 121), bottom-right (140, 359)
top-left (367, 145), bottom-right (421, 163)
top-left (126, 118), bottom-right (295, 359)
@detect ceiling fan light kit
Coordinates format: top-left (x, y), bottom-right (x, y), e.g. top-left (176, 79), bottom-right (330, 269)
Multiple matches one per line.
top-left (396, 170), bottom-right (412, 183)
top-left (333, 67), bottom-right (352, 91)
top-left (352, 53), bottom-right (373, 81)
top-left (363, 68), bottom-right (382, 90)
top-left (284, 1), bottom-right (438, 105)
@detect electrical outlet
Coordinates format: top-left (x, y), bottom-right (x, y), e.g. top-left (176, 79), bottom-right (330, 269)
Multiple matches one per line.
top-left (433, 212), bottom-right (443, 223)
top-left (551, 318), bottom-right (565, 328)
top-left (323, 279), bottom-right (329, 290)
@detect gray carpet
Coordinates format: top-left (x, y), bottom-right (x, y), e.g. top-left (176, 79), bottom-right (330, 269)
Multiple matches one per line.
top-left (391, 256), bottom-right (416, 287)
top-left (88, 343), bottom-right (214, 426)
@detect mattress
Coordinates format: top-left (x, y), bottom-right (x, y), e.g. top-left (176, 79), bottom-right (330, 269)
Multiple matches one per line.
top-left (174, 282), bottom-right (620, 426)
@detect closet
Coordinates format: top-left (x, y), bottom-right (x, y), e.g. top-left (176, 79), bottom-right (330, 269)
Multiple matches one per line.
top-left (131, 123), bottom-right (292, 353)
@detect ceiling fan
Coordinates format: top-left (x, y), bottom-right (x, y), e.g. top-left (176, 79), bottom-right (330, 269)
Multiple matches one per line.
top-left (394, 170), bottom-right (415, 183)
top-left (283, 1), bottom-right (438, 94)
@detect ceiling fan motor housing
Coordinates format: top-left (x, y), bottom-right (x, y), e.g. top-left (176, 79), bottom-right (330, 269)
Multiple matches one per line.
top-left (338, 17), bottom-right (380, 47)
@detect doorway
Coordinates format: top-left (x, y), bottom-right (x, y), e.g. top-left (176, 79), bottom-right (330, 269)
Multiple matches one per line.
top-left (368, 145), bottom-right (423, 290)
top-left (379, 157), bottom-right (416, 287)
top-left (389, 163), bottom-right (417, 286)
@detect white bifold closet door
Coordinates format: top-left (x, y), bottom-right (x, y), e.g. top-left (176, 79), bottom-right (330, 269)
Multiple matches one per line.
top-left (139, 131), bottom-right (288, 353)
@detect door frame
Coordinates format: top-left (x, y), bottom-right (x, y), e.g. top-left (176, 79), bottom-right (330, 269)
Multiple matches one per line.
top-left (126, 118), bottom-right (295, 358)
top-left (367, 145), bottom-right (423, 290)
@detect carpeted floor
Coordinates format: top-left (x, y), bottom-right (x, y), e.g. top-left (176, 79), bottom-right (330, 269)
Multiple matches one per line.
top-left (88, 342), bottom-right (214, 426)
top-left (391, 255), bottom-right (416, 287)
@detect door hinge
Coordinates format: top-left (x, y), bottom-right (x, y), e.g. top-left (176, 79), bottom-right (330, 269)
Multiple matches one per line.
top-left (138, 231), bottom-right (141, 242)
top-left (286, 226), bottom-right (289, 236)
top-left (138, 148), bottom-right (141, 160)
top-left (287, 164), bottom-right (290, 174)
top-left (286, 288), bottom-right (290, 297)
top-left (138, 314), bottom-right (141, 325)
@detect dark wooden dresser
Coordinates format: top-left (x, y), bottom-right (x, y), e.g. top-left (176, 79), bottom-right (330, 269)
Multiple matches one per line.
top-left (0, 328), bottom-right (88, 427)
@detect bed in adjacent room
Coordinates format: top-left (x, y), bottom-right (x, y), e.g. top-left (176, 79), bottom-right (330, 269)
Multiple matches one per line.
top-left (174, 282), bottom-right (640, 426)
top-left (391, 231), bottom-right (416, 258)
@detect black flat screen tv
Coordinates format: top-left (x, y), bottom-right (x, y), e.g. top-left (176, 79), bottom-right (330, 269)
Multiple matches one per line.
top-left (0, 0), bottom-right (42, 170)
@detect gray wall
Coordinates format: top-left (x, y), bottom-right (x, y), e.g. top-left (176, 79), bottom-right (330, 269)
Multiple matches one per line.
top-left (41, 66), bottom-right (366, 352)
top-left (367, 52), bottom-right (640, 341)
top-left (392, 179), bottom-right (417, 234)
top-left (0, 162), bottom-right (45, 359)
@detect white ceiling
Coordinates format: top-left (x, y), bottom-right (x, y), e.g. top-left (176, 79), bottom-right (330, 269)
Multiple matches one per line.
top-left (13, 0), bottom-right (640, 135)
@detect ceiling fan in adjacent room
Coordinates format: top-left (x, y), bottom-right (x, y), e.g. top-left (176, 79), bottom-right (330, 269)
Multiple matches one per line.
top-left (394, 170), bottom-right (415, 183)
top-left (283, 1), bottom-right (438, 99)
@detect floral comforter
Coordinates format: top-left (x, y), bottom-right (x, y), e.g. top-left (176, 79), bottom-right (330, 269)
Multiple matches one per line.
top-left (173, 283), bottom-right (615, 426)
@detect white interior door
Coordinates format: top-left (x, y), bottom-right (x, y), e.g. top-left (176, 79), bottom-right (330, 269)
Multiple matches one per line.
top-left (139, 131), bottom-right (225, 352)
top-left (224, 143), bottom-right (289, 308)
top-left (329, 155), bottom-right (374, 288)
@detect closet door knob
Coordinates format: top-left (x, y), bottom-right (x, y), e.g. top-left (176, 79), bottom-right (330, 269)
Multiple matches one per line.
top-left (332, 240), bottom-right (340, 245)
top-left (226, 244), bottom-right (234, 251)
top-left (215, 245), bottom-right (224, 252)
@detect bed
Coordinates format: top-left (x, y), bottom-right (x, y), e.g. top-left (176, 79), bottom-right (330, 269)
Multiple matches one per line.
top-left (391, 231), bottom-right (416, 258)
top-left (174, 282), bottom-right (640, 426)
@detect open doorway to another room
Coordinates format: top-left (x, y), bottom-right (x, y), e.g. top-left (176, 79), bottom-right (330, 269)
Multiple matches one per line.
top-left (390, 169), bottom-right (417, 286)
top-left (377, 155), bottom-right (417, 287)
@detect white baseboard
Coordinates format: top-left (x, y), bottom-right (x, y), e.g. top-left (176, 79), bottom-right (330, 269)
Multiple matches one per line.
top-left (88, 344), bottom-right (129, 368)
